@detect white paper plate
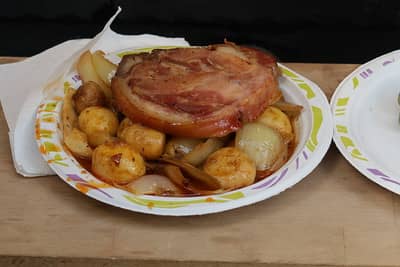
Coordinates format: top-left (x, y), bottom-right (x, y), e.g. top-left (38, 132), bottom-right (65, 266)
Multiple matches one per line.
top-left (35, 49), bottom-right (333, 216)
top-left (331, 50), bottom-right (400, 194)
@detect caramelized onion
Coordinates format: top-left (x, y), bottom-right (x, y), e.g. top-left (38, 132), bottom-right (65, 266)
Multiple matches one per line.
top-left (126, 174), bottom-right (182, 196)
top-left (159, 158), bottom-right (221, 190)
top-left (183, 137), bottom-right (228, 166)
top-left (164, 137), bottom-right (203, 159)
top-left (272, 100), bottom-right (303, 118)
top-left (163, 164), bottom-right (189, 189)
top-left (163, 164), bottom-right (224, 195)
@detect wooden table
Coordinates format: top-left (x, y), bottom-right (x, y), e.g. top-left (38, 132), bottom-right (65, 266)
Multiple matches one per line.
top-left (1, 58), bottom-right (399, 267)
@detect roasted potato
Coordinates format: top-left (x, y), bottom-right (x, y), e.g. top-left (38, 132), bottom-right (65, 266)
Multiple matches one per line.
top-left (92, 141), bottom-right (146, 185)
top-left (117, 117), bottom-right (134, 138)
top-left (92, 50), bottom-right (117, 87)
top-left (119, 123), bottom-right (165, 160)
top-left (235, 122), bottom-right (285, 171)
top-left (203, 147), bottom-right (256, 190)
top-left (77, 50), bottom-right (112, 99)
top-left (72, 81), bottom-right (106, 114)
top-left (78, 106), bottom-right (119, 147)
top-left (64, 128), bottom-right (93, 159)
top-left (257, 106), bottom-right (293, 143)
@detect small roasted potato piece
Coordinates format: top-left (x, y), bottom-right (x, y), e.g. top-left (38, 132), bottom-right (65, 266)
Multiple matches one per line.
top-left (119, 124), bottom-right (165, 160)
top-left (72, 81), bottom-right (106, 114)
top-left (257, 106), bottom-right (293, 143)
top-left (92, 141), bottom-right (145, 185)
top-left (92, 50), bottom-right (117, 86)
top-left (235, 122), bottom-right (285, 171)
top-left (164, 137), bottom-right (203, 159)
top-left (78, 106), bottom-right (119, 147)
top-left (117, 117), bottom-right (134, 138)
top-left (203, 147), bottom-right (256, 190)
top-left (77, 50), bottom-right (112, 99)
top-left (64, 128), bottom-right (93, 159)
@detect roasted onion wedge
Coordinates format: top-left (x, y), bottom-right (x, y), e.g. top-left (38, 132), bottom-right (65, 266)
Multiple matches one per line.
top-left (272, 100), bottom-right (303, 118)
top-left (92, 50), bottom-right (117, 87)
top-left (164, 137), bottom-right (203, 159)
top-left (77, 50), bottom-right (112, 99)
top-left (158, 157), bottom-right (221, 190)
top-left (183, 137), bottom-right (228, 166)
top-left (163, 164), bottom-right (189, 189)
top-left (163, 164), bottom-right (225, 195)
top-left (126, 174), bottom-right (183, 196)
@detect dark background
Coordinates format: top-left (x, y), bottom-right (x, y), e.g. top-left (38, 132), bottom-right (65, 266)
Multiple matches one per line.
top-left (1, 0), bottom-right (400, 63)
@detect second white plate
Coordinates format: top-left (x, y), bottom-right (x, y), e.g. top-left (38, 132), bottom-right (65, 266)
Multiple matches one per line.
top-left (331, 50), bottom-right (400, 193)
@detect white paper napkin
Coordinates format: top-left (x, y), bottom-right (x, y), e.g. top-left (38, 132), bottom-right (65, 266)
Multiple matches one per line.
top-left (0, 7), bottom-right (189, 177)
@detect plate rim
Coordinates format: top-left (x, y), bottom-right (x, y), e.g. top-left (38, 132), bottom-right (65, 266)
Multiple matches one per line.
top-left (330, 49), bottom-right (400, 195)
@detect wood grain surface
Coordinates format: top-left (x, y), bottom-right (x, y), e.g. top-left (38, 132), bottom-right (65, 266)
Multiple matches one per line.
top-left (1, 58), bottom-right (399, 267)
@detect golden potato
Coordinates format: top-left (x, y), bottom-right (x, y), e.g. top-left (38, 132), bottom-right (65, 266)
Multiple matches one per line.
top-left (78, 106), bottom-right (119, 147)
top-left (235, 122), bottom-right (285, 171)
top-left (92, 141), bottom-right (146, 185)
top-left (117, 117), bottom-right (133, 138)
top-left (72, 81), bottom-right (106, 114)
top-left (257, 106), bottom-right (293, 143)
top-left (64, 128), bottom-right (93, 159)
top-left (119, 124), bottom-right (165, 160)
top-left (77, 50), bottom-right (112, 99)
top-left (203, 147), bottom-right (256, 190)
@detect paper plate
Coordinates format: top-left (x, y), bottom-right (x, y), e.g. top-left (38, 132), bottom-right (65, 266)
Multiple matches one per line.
top-left (331, 50), bottom-right (400, 194)
top-left (35, 50), bottom-right (333, 216)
